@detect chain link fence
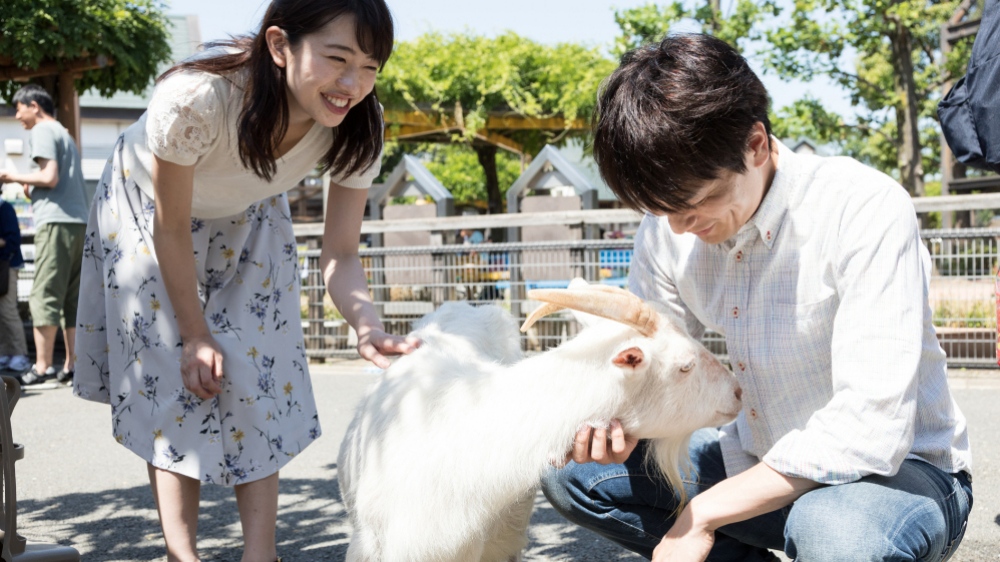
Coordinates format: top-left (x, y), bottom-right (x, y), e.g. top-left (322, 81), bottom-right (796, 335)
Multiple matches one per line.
top-left (299, 228), bottom-right (999, 367)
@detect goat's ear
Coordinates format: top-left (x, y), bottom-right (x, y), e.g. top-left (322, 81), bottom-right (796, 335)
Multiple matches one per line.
top-left (612, 347), bottom-right (645, 370)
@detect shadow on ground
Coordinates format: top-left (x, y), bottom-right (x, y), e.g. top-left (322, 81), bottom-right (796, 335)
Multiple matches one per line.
top-left (17, 474), bottom-right (350, 561)
top-left (15, 463), bottom-right (641, 562)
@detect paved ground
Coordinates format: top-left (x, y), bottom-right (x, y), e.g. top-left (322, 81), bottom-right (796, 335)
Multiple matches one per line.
top-left (7, 361), bottom-right (1000, 561)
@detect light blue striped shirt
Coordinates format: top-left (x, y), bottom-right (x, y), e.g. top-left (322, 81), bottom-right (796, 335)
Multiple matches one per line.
top-left (629, 141), bottom-right (972, 484)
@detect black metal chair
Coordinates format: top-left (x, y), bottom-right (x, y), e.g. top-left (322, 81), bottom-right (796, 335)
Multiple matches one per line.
top-left (0, 376), bottom-right (80, 562)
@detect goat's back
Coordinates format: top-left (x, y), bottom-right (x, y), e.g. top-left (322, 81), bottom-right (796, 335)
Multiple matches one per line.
top-left (337, 303), bottom-right (523, 560)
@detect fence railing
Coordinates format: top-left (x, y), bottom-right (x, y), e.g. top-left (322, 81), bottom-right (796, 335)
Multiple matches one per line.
top-left (12, 223), bottom-right (998, 367)
top-left (299, 229), bottom-right (1000, 367)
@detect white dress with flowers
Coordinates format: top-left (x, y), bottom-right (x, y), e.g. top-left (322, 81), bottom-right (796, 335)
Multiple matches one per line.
top-left (73, 65), bottom-right (379, 485)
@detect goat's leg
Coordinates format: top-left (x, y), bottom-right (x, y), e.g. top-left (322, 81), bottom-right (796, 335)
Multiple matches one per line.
top-left (345, 526), bottom-right (379, 562)
top-left (480, 489), bottom-right (535, 562)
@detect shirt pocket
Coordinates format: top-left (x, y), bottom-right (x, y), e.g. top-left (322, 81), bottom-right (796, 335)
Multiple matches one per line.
top-left (761, 294), bottom-right (838, 378)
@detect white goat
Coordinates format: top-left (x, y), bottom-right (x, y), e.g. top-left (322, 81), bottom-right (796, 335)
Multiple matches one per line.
top-left (338, 280), bottom-right (742, 562)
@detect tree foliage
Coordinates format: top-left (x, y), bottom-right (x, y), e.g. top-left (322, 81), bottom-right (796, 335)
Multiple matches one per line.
top-left (0, 0), bottom-right (172, 102)
top-left (422, 145), bottom-right (523, 206)
top-left (612, 0), bottom-right (779, 55)
top-left (379, 31), bottom-right (615, 153)
top-left (763, 0), bottom-right (975, 196)
top-left (377, 32), bottom-right (615, 218)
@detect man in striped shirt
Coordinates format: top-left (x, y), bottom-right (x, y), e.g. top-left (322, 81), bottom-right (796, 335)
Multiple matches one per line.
top-left (541, 34), bottom-right (973, 562)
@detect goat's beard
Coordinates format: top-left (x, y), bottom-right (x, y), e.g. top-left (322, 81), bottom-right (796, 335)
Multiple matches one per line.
top-left (645, 435), bottom-right (694, 513)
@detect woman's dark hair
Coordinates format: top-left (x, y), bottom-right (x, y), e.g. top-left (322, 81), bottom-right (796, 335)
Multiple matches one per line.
top-left (13, 84), bottom-right (55, 117)
top-left (593, 33), bottom-right (773, 214)
top-left (159, 0), bottom-right (393, 181)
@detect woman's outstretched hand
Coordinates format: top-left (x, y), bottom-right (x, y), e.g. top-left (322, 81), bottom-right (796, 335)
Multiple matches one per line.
top-left (357, 328), bottom-right (422, 369)
top-left (180, 334), bottom-right (225, 400)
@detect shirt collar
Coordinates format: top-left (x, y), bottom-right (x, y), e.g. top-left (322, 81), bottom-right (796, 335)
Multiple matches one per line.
top-left (746, 139), bottom-right (797, 250)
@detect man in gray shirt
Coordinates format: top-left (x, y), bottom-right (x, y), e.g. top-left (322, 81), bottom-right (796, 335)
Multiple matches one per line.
top-left (0, 85), bottom-right (89, 385)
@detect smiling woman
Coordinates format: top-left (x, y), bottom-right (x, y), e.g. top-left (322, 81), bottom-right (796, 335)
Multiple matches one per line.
top-left (161, 0), bottom-right (393, 181)
top-left (71, 2), bottom-right (419, 562)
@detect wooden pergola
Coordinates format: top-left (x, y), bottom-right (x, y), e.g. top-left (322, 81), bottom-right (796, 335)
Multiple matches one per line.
top-left (0, 54), bottom-right (113, 150)
top-left (383, 105), bottom-right (589, 162)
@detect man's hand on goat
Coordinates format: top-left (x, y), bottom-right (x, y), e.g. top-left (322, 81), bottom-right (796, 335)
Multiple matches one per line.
top-left (562, 419), bottom-right (638, 466)
top-left (357, 328), bottom-right (422, 369)
top-left (652, 505), bottom-right (714, 562)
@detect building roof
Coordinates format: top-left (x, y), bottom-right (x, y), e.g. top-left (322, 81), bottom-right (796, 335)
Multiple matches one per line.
top-left (369, 155), bottom-right (455, 218)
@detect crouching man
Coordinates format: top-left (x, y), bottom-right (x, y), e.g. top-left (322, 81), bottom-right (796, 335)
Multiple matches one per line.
top-left (541, 34), bottom-right (972, 562)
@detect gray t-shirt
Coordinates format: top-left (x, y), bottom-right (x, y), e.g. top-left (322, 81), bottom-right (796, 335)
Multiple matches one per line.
top-left (28, 120), bottom-right (89, 226)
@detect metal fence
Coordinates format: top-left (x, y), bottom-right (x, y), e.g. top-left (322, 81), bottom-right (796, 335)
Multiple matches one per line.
top-left (299, 228), bottom-right (1000, 367)
top-left (11, 227), bottom-right (997, 366)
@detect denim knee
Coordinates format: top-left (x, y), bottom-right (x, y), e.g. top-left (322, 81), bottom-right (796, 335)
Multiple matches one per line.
top-left (784, 462), bottom-right (972, 562)
top-left (540, 465), bottom-right (577, 519)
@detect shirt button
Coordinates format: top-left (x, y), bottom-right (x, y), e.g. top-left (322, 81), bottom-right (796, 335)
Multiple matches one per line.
top-left (732, 306), bottom-right (739, 319)
top-left (735, 251), bottom-right (743, 262)
top-left (737, 361), bottom-right (746, 371)
top-left (749, 408), bottom-right (758, 419)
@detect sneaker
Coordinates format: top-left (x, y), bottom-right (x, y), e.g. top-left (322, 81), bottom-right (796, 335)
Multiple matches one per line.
top-left (19, 366), bottom-right (50, 386)
top-left (7, 356), bottom-right (30, 372)
top-left (56, 368), bottom-right (74, 383)
top-left (0, 356), bottom-right (9, 370)
top-left (43, 366), bottom-right (57, 376)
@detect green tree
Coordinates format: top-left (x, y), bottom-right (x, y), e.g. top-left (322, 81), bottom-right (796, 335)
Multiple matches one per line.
top-left (378, 31), bottom-right (615, 217)
top-left (764, 0), bottom-right (974, 197)
top-left (1, 0), bottom-right (172, 132)
top-left (612, 0), bottom-right (779, 55)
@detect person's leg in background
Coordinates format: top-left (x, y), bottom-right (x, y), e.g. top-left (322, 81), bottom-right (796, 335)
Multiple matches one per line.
top-left (26, 223), bottom-right (81, 383)
top-left (59, 223), bottom-right (84, 381)
top-left (0, 275), bottom-right (29, 370)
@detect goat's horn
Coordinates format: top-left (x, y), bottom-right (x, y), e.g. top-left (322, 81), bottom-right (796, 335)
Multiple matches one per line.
top-left (519, 302), bottom-right (565, 332)
top-left (526, 288), bottom-right (659, 337)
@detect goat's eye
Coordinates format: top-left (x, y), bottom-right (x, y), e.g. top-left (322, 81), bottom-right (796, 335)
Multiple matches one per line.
top-left (680, 361), bottom-right (695, 373)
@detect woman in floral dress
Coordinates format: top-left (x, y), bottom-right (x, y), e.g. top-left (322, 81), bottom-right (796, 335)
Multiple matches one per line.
top-left (74, 1), bottom-right (416, 560)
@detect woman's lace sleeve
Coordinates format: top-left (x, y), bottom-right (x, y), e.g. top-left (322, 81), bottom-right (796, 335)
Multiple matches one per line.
top-left (145, 71), bottom-right (223, 166)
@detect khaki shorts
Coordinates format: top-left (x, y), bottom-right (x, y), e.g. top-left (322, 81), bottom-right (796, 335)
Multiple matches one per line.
top-left (29, 222), bottom-right (85, 328)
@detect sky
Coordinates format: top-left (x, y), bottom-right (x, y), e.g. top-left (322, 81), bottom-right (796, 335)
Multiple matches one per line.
top-left (164, 0), bottom-right (856, 118)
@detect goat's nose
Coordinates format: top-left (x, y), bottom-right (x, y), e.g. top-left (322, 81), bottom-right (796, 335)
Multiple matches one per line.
top-left (734, 385), bottom-right (743, 402)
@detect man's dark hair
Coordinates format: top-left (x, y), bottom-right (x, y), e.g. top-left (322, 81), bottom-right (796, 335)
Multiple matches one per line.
top-left (593, 33), bottom-right (773, 214)
top-left (13, 84), bottom-right (55, 117)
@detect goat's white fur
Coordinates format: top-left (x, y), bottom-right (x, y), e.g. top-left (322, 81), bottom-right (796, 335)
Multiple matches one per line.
top-left (338, 282), bottom-right (741, 562)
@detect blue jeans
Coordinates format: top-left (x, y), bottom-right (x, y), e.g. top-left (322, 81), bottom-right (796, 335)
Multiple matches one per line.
top-left (541, 428), bottom-right (973, 562)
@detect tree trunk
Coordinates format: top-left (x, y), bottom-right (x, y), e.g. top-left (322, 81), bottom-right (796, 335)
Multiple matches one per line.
top-left (475, 145), bottom-right (503, 214)
top-left (708, 0), bottom-right (722, 33)
top-left (475, 144), bottom-right (505, 241)
top-left (889, 22), bottom-right (924, 198)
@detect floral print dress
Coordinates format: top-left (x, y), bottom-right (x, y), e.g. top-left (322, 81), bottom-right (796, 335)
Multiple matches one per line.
top-left (74, 138), bottom-right (321, 485)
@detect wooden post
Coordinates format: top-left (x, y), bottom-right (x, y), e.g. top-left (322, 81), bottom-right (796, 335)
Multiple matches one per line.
top-left (509, 248), bottom-right (524, 335)
top-left (431, 251), bottom-right (446, 310)
top-left (57, 71), bottom-right (80, 151)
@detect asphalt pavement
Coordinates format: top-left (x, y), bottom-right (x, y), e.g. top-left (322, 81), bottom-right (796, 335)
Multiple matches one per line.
top-left (7, 362), bottom-right (999, 561)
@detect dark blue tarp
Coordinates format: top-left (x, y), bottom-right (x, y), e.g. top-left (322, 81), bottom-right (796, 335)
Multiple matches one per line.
top-left (938, 0), bottom-right (1000, 173)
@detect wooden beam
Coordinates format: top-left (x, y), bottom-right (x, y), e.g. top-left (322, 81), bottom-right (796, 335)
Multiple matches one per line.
top-left (912, 192), bottom-right (1000, 213)
top-left (473, 131), bottom-right (524, 155)
top-left (384, 110), bottom-right (590, 131)
top-left (386, 124), bottom-right (525, 154)
top-left (294, 209), bottom-right (644, 236)
top-left (57, 70), bottom-right (81, 150)
top-left (0, 55), bottom-right (113, 81)
top-left (290, 193), bottom-right (1000, 237)
top-left (484, 115), bottom-right (589, 130)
